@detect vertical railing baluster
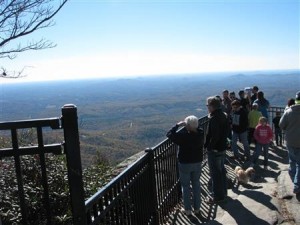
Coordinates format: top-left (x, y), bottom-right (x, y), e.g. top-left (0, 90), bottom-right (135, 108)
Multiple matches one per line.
top-left (61, 104), bottom-right (87, 225)
top-left (11, 129), bottom-right (28, 225)
top-left (37, 127), bottom-right (52, 225)
top-left (145, 148), bottom-right (159, 225)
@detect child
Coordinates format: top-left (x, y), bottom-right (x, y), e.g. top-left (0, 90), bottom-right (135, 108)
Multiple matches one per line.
top-left (272, 112), bottom-right (282, 146)
top-left (252, 117), bottom-right (273, 169)
top-left (248, 103), bottom-right (262, 144)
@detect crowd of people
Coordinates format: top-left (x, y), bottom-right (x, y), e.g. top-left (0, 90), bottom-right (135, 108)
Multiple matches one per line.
top-left (166, 87), bottom-right (300, 218)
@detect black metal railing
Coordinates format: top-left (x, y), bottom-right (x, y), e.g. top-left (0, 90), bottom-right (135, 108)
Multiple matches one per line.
top-left (0, 105), bottom-right (86, 225)
top-left (268, 106), bottom-right (286, 143)
top-left (85, 115), bottom-right (210, 225)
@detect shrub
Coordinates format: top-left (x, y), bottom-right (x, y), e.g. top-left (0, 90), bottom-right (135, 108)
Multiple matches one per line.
top-left (0, 153), bottom-right (112, 225)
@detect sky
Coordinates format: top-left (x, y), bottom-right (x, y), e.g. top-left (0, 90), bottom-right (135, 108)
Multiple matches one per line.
top-left (1, 0), bottom-right (299, 82)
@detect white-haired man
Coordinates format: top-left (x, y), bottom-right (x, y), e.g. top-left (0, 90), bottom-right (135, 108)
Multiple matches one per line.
top-left (167, 115), bottom-right (204, 216)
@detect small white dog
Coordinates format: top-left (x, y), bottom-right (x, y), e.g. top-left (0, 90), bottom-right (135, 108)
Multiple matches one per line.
top-left (234, 166), bottom-right (255, 184)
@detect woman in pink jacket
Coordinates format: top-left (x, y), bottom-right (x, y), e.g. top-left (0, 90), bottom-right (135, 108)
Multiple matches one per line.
top-left (252, 117), bottom-right (273, 169)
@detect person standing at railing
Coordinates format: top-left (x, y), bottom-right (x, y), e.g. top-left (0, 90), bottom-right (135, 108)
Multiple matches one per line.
top-left (285, 98), bottom-right (295, 112)
top-left (166, 115), bottom-right (204, 217)
top-left (251, 86), bottom-right (259, 105)
top-left (231, 100), bottom-right (250, 161)
top-left (204, 96), bottom-right (229, 204)
top-left (272, 111), bottom-right (282, 146)
top-left (254, 91), bottom-right (270, 120)
top-left (279, 91), bottom-right (300, 199)
top-left (222, 90), bottom-right (233, 141)
top-left (238, 90), bottom-right (250, 113)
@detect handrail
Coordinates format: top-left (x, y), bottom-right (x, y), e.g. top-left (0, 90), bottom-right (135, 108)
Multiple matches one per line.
top-left (0, 117), bottom-right (61, 130)
top-left (84, 114), bottom-right (210, 224)
top-left (85, 152), bottom-right (148, 208)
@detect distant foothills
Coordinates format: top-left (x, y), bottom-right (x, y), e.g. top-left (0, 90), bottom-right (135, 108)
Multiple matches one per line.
top-left (0, 70), bottom-right (299, 167)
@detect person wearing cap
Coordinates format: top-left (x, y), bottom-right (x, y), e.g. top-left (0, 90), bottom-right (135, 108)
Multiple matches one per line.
top-left (248, 103), bottom-right (262, 144)
top-left (279, 91), bottom-right (300, 198)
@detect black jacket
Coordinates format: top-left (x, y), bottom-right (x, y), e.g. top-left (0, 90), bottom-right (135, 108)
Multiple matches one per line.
top-left (167, 125), bottom-right (204, 163)
top-left (205, 109), bottom-right (229, 152)
top-left (232, 108), bottom-right (248, 133)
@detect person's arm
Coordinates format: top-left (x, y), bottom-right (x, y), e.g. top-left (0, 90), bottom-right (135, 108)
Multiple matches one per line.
top-left (166, 122), bottom-right (186, 145)
top-left (279, 112), bottom-right (288, 131)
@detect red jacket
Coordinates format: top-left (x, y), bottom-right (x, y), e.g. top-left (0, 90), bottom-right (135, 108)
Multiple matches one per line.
top-left (254, 124), bottom-right (273, 144)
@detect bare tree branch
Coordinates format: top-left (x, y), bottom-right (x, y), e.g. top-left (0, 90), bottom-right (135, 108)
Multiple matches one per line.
top-left (1, 66), bottom-right (33, 78)
top-left (0, 0), bottom-right (68, 59)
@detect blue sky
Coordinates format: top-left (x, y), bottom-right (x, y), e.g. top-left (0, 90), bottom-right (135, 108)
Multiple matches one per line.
top-left (2, 0), bottom-right (299, 81)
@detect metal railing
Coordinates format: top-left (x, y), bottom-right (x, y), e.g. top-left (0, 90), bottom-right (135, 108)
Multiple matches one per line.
top-left (0, 105), bottom-right (86, 225)
top-left (85, 115), bottom-right (210, 225)
top-left (268, 106), bottom-right (286, 143)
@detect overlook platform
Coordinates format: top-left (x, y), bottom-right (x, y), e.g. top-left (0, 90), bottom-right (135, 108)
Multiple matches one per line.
top-left (165, 144), bottom-right (300, 225)
top-left (1, 106), bottom-right (299, 225)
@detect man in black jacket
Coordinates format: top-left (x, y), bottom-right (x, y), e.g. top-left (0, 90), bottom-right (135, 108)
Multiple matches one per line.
top-left (231, 100), bottom-right (250, 160)
top-left (205, 96), bottom-right (229, 204)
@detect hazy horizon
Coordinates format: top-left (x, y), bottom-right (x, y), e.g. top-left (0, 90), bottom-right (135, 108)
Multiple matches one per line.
top-left (1, 68), bottom-right (299, 84)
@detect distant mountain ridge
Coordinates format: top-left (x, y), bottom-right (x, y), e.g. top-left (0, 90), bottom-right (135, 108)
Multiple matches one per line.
top-left (0, 71), bottom-right (299, 166)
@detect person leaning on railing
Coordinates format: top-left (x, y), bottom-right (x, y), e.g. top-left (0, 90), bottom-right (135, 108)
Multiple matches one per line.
top-left (166, 116), bottom-right (204, 217)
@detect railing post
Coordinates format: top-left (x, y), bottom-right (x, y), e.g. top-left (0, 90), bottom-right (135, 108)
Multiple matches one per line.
top-left (145, 148), bottom-right (159, 225)
top-left (61, 104), bottom-right (87, 225)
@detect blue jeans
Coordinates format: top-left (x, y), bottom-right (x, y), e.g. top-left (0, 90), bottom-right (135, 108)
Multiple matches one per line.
top-left (287, 146), bottom-right (300, 193)
top-left (232, 131), bottom-right (250, 158)
top-left (178, 162), bottom-right (202, 211)
top-left (207, 151), bottom-right (227, 200)
top-left (252, 143), bottom-right (269, 166)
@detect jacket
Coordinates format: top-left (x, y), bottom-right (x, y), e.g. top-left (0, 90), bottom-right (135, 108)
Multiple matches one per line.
top-left (279, 104), bottom-right (300, 148)
top-left (205, 109), bottom-right (229, 152)
top-left (167, 125), bottom-right (204, 163)
top-left (232, 108), bottom-right (248, 133)
top-left (272, 116), bottom-right (281, 129)
top-left (254, 99), bottom-right (270, 118)
top-left (254, 124), bottom-right (273, 144)
top-left (248, 110), bottom-right (262, 129)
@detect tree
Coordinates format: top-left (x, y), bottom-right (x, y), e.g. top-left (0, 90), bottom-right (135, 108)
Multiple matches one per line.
top-left (0, 0), bottom-right (68, 78)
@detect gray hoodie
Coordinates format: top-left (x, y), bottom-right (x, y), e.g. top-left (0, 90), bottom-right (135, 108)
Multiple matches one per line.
top-left (279, 104), bottom-right (300, 148)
